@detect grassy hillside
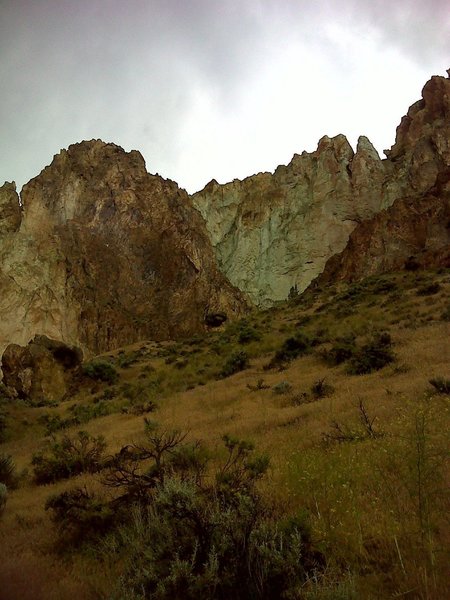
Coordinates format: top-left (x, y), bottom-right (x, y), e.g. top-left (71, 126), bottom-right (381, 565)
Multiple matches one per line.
top-left (0, 269), bottom-right (449, 599)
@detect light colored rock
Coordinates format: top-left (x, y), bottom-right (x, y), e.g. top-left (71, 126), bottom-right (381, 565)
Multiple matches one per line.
top-left (193, 75), bottom-right (450, 305)
top-left (193, 133), bottom-right (387, 304)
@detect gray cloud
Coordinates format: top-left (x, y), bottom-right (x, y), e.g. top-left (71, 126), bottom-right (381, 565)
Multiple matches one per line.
top-left (0, 0), bottom-right (448, 194)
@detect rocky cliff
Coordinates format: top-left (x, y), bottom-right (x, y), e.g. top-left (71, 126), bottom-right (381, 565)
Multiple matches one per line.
top-left (0, 142), bottom-right (246, 357)
top-left (312, 74), bottom-right (450, 286)
top-left (1, 72), bottom-right (448, 358)
top-left (192, 73), bottom-right (450, 305)
top-left (312, 170), bottom-right (450, 286)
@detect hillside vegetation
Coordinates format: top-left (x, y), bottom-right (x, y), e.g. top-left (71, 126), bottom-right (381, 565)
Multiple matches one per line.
top-left (0, 268), bottom-right (449, 599)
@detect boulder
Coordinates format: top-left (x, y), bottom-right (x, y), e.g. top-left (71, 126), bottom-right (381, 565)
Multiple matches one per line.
top-left (1, 335), bottom-right (83, 403)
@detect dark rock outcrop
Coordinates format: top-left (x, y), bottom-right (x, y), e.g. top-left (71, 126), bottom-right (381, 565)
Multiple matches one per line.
top-left (2, 335), bottom-right (83, 403)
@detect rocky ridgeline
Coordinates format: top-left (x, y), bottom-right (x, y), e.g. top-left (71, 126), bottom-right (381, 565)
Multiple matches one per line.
top-left (193, 73), bottom-right (450, 304)
top-left (312, 74), bottom-right (450, 286)
top-left (0, 72), bottom-right (449, 358)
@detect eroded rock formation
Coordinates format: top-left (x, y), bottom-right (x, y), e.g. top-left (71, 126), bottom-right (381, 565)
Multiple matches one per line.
top-left (0, 142), bottom-right (247, 357)
top-left (0, 72), bottom-right (448, 357)
top-left (313, 171), bottom-right (450, 285)
top-left (192, 73), bottom-right (450, 304)
top-left (0, 182), bottom-right (22, 234)
top-left (2, 335), bottom-right (83, 403)
top-left (312, 74), bottom-right (450, 286)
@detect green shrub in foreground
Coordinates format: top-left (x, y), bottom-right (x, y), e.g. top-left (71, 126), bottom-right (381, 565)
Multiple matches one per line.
top-left (45, 487), bottom-right (115, 544)
top-left (32, 431), bottom-right (106, 484)
top-left (111, 433), bottom-right (323, 600)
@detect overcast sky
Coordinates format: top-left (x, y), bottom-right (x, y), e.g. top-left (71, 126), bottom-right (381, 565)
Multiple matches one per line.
top-left (1, 0), bottom-right (449, 195)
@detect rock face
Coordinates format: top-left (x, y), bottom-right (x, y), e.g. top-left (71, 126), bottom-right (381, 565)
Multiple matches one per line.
top-left (0, 73), bottom-right (448, 357)
top-left (0, 141), bottom-right (246, 357)
top-left (192, 74), bottom-right (450, 305)
top-left (2, 335), bottom-right (83, 403)
top-left (0, 182), bottom-right (22, 234)
top-left (312, 75), bottom-right (450, 286)
top-left (313, 172), bottom-right (450, 285)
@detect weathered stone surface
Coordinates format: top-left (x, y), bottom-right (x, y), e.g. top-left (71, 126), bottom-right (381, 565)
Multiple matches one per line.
top-left (313, 182), bottom-right (450, 285)
top-left (0, 182), bottom-right (21, 234)
top-left (193, 134), bottom-right (387, 304)
top-left (312, 74), bottom-right (450, 286)
top-left (0, 141), bottom-right (247, 357)
top-left (193, 74), bottom-right (450, 304)
top-left (0, 72), bottom-right (448, 355)
top-left (1, 335), bottom-right (83, 402)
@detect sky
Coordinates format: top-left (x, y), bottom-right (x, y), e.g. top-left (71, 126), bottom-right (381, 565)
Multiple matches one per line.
top-left (0, 1), bottom-right (449, 195)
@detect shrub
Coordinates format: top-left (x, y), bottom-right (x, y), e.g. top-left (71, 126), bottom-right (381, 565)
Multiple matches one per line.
top-left (0, 482), bottom-right (7, 515)
top-left (272, 381), bottom-right (293, 395)
top-left (117, 351), bottom-right (140, 369)
top-left (99, 387), bottom-right (117, 401)
top-left (290, 392), bottom-right (310, 406)
top-left (404, 256), bottom-right (420, 271)
top-left (127, 401), bottom-right (158, 416)
top-left (429, 378), bottom-right (450, 395)
top-left (32, 431), bottom-right (106, 484)
top-left (112, 435), bottom-right (323, 600)
top-left (69, 401), bottom-right (111, 423)
top-left (0, 454), bottom-right (16, 487)
top-left (247, 378), bottom-right (270, 392)
top-left (38, 413), bottom-right (75, 435)
top-left (269, 332), bottom-right (312, 368)
top-left (237, 324), bottom-right (261, 344)
top-left (322, 400), bottom-right (383, 445)
top-left (370, 278), bottom-right (397, 294)
top-left (82, 360), bottom-right (119, 384)
top-left (45, 487), bottom-right (115, 544)
top-left (321, 335), bottom-right (356, 366)
top-left (347, 332), bottom-right (394, 375)
top-left (220, 351), bottom-right (249, 378)
top-left (103, 425), bottom-right (190, 500)
top-left (39, 402), bottom-right (111, 435)
top-left (416, 282), bottom-right (441, 296)
top-left (310, 378), bottom-right (335, 399)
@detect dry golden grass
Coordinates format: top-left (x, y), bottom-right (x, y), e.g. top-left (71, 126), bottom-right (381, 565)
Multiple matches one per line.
top-left (1, 269), bottom-right (449, 598)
